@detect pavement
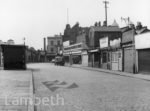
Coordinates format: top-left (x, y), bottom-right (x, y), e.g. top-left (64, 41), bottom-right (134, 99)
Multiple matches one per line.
top-left (0, 70), bottom-right (34, 111)
top-left (67, 64), bottom-right (150, 81)
top-left (0, 66), bottom-right (3, 70)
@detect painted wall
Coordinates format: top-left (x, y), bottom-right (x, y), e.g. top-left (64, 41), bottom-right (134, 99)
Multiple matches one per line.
top-left (135, 32), bottom-right (150, 49)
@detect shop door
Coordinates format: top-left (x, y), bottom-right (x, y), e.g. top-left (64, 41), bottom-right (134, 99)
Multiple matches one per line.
top-left (82, 54), bottom-right (88, 66)
top-left (111, 51), bottom-right (119, 71)
top-left (138, 49), bottom-right (150, 74)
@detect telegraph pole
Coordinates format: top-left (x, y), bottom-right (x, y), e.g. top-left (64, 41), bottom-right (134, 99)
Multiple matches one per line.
top-left (103, 0), bottom-right (109, 26)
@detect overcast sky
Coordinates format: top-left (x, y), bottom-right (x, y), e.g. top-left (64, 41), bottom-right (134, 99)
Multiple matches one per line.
top-left (0, 0), bottom-right (149, 49)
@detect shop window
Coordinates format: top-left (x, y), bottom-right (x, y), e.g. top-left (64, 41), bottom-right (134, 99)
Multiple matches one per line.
top-left (51, 48), bottom-right (54, 52)
top-left (94, 53), bottom-right (99, 62)
top-left (112, 52), bottom-right (118, 62)
top-left (118, 52), bottom-right (121, 58)
top-left (88, 53), bottom-right (92, 62)
top-left (57, 40), bottom-right (60, 45)
top-left (102, 52), bottom-right (107, 63)
top-left (108, 53), bottom-right (110, 62)
top-left (51, 41), bottom-right (54, 46)
top-left (72, 55), bottom-right (81, 64)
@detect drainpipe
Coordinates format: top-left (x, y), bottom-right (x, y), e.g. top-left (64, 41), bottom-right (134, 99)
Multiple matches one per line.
top-left (133, 29), bottom-right (137, 74)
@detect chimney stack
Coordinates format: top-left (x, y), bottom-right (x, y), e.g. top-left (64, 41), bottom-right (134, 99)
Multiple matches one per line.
top-left (103, 21), bottom-right (107, 26)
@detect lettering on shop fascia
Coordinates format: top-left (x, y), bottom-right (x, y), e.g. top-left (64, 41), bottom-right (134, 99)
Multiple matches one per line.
top-left (99, 37), bottom-right (108, 49)
top-left (110, 38), bottom-right (121, 48)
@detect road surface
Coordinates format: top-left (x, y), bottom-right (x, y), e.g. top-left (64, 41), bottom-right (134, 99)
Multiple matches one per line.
top-left (28, 63), bottom-right (150, 111)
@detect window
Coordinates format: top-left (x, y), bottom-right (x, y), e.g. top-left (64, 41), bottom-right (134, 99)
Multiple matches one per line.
top-left (118, 52), bottom-right (121, 58)
top-left (108, 52), bottom-right (110, 62)
top-left (102, 52), bottom-right (107, 63)
top-left (94, 52), bottom-right (99, 62)
top-left (51, 41), bottom-right (54, 46)
top-left (51, 48), bottom-right (54, 52)
top-left (57, 40), bottom-right (60, 45)
top-left (111, 52), bottom-right (118, 62)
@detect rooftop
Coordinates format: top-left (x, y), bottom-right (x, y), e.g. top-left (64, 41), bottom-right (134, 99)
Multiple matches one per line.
top-left (90, 26), bottom-right (121, 32)
top-left (47, 35), bottom-right (62, 39)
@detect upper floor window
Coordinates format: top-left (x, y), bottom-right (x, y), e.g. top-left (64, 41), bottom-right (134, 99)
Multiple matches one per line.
top-left (51, 48), bottom-right (54, 52)
top-left (57, 40), bottom-right (60, 45)
top-left (51, 41), bottom-right (54, 46)
top-left (102, 52), bottom-right (107, 63)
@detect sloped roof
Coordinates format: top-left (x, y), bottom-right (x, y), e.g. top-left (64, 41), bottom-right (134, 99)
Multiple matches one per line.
top-left (90, 26), bottom-right (121, 32)
top-left (135, 27), bottom-right (150, 34)
top-left (120, 26), bottom-right (130, 32)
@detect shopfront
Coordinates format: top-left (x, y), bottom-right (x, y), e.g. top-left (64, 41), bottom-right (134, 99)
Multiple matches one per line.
top-left (72, 51), bottom-right (82, 64)
top-left (111, 50), bottom-right (122, 71)
top-left (63, 43), bottom-right (88, 65)
top-left (110, 38), bottom-right (122, 71)
top-left (99, 37), bottom-right (110, 69)
top-left (63, 51), bottom-right (70, 64)
top-left (88, 49), bottom-right (100, 68)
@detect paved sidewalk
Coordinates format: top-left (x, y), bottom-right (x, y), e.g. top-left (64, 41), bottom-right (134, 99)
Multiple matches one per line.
top-left (0, 70), bottom-right (34, 111)
top-left (67, 64), bottom-right (150, 81)
top-left (0, 67), bottom-right (3, 70)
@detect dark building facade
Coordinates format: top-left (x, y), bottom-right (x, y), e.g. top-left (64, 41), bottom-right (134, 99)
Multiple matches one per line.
top-left (1, 44), bottom-right (26, 70)
top-left (76, 27), bottom-right (90, 46)
top-left (88, 26), bottom-right (122, 69)
top-left (62, 23), bottom-right (85, 45)
top-left (63, 24), bottom-right (71, 42)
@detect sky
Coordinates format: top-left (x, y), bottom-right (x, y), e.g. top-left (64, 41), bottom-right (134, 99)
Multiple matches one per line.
top-left (0, 0), bottom-right (149, 50)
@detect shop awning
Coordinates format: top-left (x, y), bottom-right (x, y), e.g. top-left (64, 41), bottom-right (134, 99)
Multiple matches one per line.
top-left (88, 49), bottom-right (99, 53)
top-left (71, 51), bottom-right (82, 55)
top-left (63, 52), bottom-right (70, 56)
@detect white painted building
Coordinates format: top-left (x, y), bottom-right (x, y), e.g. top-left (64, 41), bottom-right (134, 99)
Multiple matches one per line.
top-left (47, 35), bottom-right (62, 54)
top-left (47, 35), bottom-right (62, 61)
top-left (135, 32), bottom-right (150, 73)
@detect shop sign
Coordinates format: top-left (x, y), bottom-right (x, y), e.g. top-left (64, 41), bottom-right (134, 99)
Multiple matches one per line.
top-left (63, 41), bottom-right (70, 47)
top-left (99, 37), bottom-right (108, 49)
top-left (82, 50), bottom-right (87, 55)
top-left (110, 38), bottom-right (121, 48)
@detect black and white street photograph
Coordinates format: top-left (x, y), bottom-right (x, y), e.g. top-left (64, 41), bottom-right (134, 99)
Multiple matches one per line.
top-left (0, 0), bottom-right (150, 111)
